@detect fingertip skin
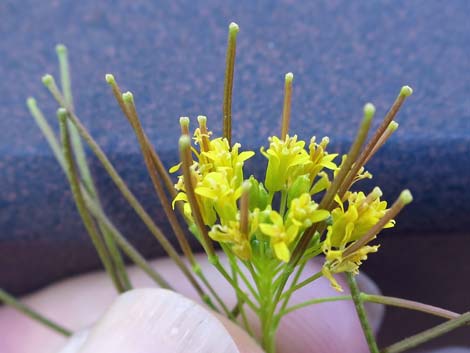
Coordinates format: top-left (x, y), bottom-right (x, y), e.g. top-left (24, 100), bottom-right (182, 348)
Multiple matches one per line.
top-left (78, 288), bottom-right (260, 353)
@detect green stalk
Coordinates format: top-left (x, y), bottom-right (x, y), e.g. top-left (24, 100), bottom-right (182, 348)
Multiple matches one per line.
top-left (211, 259), bottom-right (259, 313)
top-left (56, 45), bottom-right (95, 199)
top-left (273, 103), bottom-right (376, 308)
top-left (281, 295), bottom-right (352, 316)
top-left (42, 75), bottom-right (197, 298)
top-left (82, 191), bottom-right (171, 289)
top-left (0, 289), bottom-right (72, 337)
top-left (347, 273), bottom-right (379, 353)
top-left (228, 255), bottom-right (255, 336)
top-left (58, 109), bottom-right (125, 293)
top-left (100, 225), bottom-right (132, 290)
top-left (222, 22), bottom-right (239, 145)
top-left (280, 72), bottom-right (294, 139)
top-left (338, 86), bottom-right (413, 197)
top-left (28, 98), bottom-right (132, 290)
top-left (282, 293), bottom-right (462, 320)
top-left (279, 270), bottom-right (322, 301)
top-left (361, 294), bottom-right (460, 320)
top-left (56, 47), bottom-right (131, 290)
top-left (381, 312), bottom-right (470, 353)
top-left (258, 262), bottom-right (277, 353)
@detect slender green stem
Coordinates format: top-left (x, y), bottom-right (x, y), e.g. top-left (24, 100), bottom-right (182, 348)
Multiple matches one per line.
top-left (347, 273), bottom-right (379, 353)
top-left (42, 75), bottom-right (196, 297)
top-left (27, 98), bottom-right (64, 164)
top-left (225, 250), bottom-right (260, 302)
top-left (273, 104), bottom-right (376, 306)
top-left (0, 289), bottom-right (72, 337)
top-left (228, 256), bottom-right (255, 336)
top-left (56, 45), bottom-right (96, 200)
top-left (273, 261), bottom-right (306, 327)
top-left (58, 110), bottom-right (125, 293)
top-left (82, 190), bottom-right (171, 289)
top-left (121, 92), bottom-right (212, 301)
top-left (212, 259), bottom-right (259, 313)
top-left (282, 293), bottom-right (463, 322)
top-left (58, 46), bottom-right (131, 291)
top-left (222, 22), bottom-right (239, 145)
top-left (100, 225), bottom-right (132, 290)
top-left (279, 270), bottom-right (322, 300)
top-left (381, 312), bottom-right (470, 353)
top-left (338, 86), bottom-right (412, 197)
top-left (282, 295), bottom-right (352, 316)
top-left (361, 294), bottom-right (460, 320)
top-left (105, 74), bottom-right (176, 200)
top-left (279, 190), bottom-right (287, 216)
top-left (28, 97), bottom-right (131, 291)
top-left (280, 72), bottom-right (293, 139)
top-left (193, 264), bottom-right (227, 314)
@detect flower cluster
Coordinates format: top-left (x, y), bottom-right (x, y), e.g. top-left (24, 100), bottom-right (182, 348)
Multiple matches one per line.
top-left (171, 117), bottom-right (397, 291)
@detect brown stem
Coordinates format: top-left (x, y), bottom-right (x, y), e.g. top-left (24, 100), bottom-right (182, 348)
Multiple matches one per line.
top-left (179, 135), bottom-right (215, 257)
top-left (381, 312), bottom-right (470, 353)
top-left (105, 74), bottom-right (176, 200)
top-left (42, 75), bottom-right (197, 294)
top-left (338, 87), bottom-right (412, 197)
top-left (343, 190), bottom-right (412, 256)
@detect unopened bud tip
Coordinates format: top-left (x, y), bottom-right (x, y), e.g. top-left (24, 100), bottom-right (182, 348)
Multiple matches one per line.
top-left (400, 189), bottom-right (413, 205)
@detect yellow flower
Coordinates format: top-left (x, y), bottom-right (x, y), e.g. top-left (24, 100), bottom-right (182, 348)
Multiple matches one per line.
top-left (259, 209), bottom-right (299, 262)
top-left (305, 136), bottom-right (338, 182)
top-left (322, 188), bottom-right (393, 291)
top-left (171, 118), bottom-right (254, 227)
top-left (195, 171), bottom-right (242, 224)
top-left (208, 209), bottom-right (259, 260)
top-left (261, 135), bottom-right (311, 192)
top-left (335, 155), bottom-right (372, 193)
top-left (202, 138), bottom-right (254, 188)
top-left (286, 193), bottom-right (330, 230)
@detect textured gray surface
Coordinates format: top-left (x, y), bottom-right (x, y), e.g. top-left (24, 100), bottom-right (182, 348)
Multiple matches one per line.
top-left (0, 0), bottom-right (469, 306)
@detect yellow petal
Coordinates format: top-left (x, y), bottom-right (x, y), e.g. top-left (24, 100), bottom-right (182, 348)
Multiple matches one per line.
top-left (273, 242), bottom-right (290, 262)
top-left (169, 162), bottom-right (182, 173)
top-left (322, 267), bottom-right (343, 292)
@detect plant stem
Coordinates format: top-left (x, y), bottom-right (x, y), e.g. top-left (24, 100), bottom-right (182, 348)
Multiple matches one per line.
top-left (279, 270), bottom-right (322, 300)
top-left (28, 97), bottom-right (131, 291)
top-left (273, 104), bottom-right (376, 306)
top-left (282, 293), bottom-right (463, 321)
top-left (178, 135), bottom-right (215, 257)
top-left (58, 46), bottom-right (131, 291)
top-left (42, 76), bottom-right (197, 299)
top-left (120, 92), bottom-right (215, 304)
top-left (211, 259), bottom-right (259, 313)
top-left (280, 72), bottom-right (293, 139)
top-left (82, 191), bottom-right (171, 289)
top-left (222, 22), bottom-right (239, 145)
top-left (338, 86), bottom-right (412, 197)
top-left (343, 190), bottom-right (412, 256)
top-left (0, 289), bottom-right (72, 337)
top-left (259, 263), bottom-right (277, 353)
top-left (58, 110), bottom-right (125, 293)
top-left (381, 312), bottom-right (470, 353)
top-left (347, 273), bottom-right (379, 353)
top-left (362, 294), bottom-right (460, 320)
top-left (228, 256), bottom-right (255, 337)
top-left (282, 295), bottom-right (352, 316)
